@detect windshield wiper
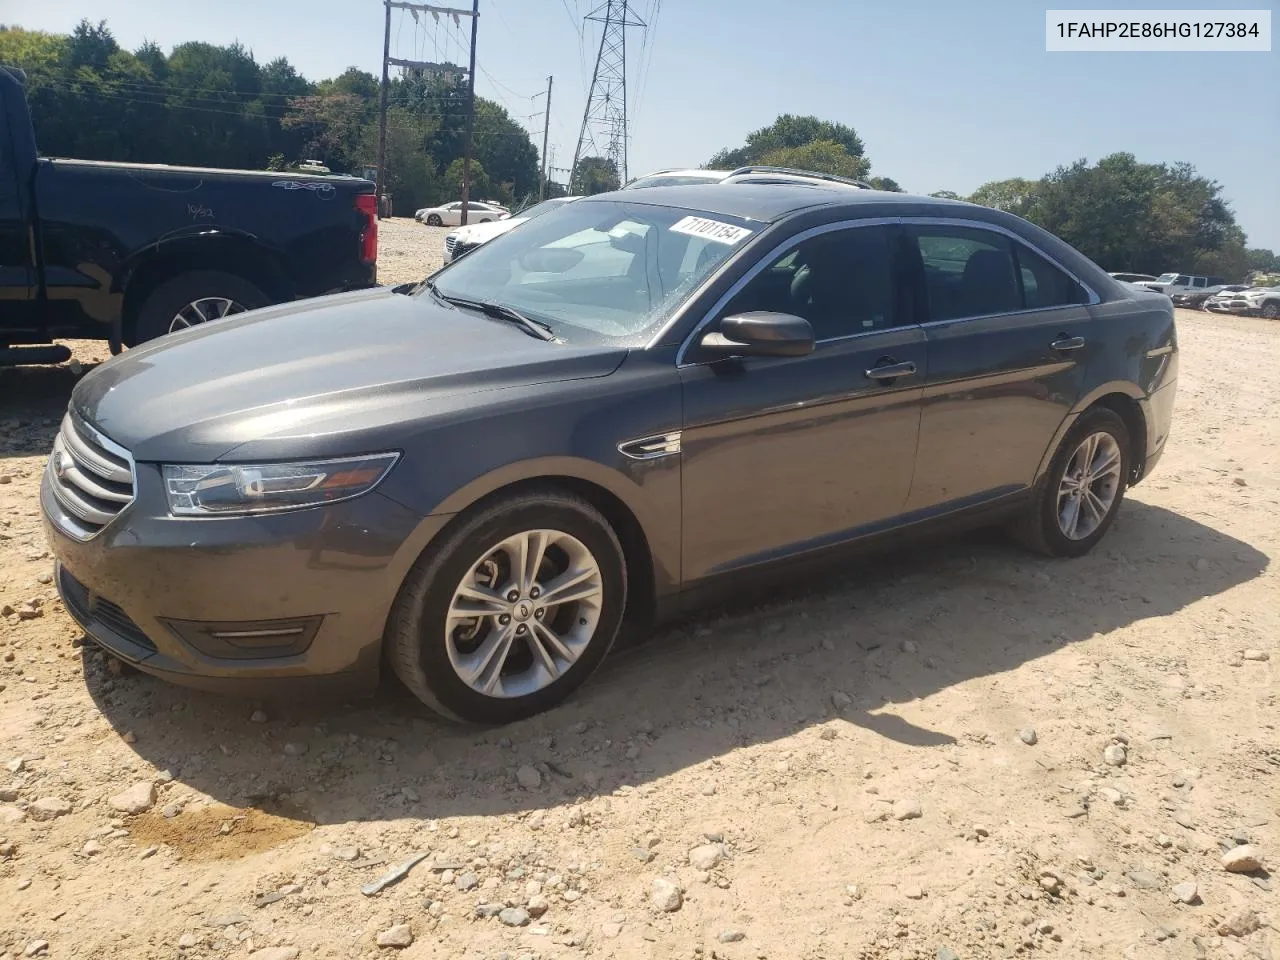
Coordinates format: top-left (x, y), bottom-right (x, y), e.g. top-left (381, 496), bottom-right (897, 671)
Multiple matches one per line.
top-left (428, 283), bottom-right (556, 342)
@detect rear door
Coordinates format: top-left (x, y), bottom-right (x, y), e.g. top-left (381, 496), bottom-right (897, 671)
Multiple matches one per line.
top-left (903, 221), bottom-right (1095, 512)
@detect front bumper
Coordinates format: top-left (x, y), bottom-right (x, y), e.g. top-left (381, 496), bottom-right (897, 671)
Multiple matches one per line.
top-left (42, 464), bottom-right (446, 700)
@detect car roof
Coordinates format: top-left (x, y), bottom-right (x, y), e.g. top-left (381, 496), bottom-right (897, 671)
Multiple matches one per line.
top-left (579, 182), bottom-right (970, 224)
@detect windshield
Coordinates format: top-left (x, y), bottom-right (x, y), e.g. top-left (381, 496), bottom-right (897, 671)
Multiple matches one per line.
top-left (1156, 273), bottom-right (1178, 282)
top-left (429, 199), bottom-right (755, 342)
top-left (510, 199), bottom-right (571, 221)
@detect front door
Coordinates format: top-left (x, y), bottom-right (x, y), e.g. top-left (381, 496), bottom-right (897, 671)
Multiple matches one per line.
top-left (679, 222), bottom-right (927, 583)
top-left (903, 221), bottom-right (1095, 511)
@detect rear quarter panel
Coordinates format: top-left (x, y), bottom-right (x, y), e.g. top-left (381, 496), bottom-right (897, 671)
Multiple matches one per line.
top-left (33, 162), bottom-right (374, 335)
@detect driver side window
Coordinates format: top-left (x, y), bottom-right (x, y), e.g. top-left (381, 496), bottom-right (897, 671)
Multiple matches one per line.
top-left (721, 225), bottom-right (897, 341)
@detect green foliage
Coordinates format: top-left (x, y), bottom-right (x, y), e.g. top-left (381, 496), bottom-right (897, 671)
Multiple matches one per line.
top-left (709, 114), bottom-right (867, 171)
top-left (755, 139), bottom-right (870, 180)
top-left (1246, 248), bottom-right (1280, 273)
top-left (966, 177), bottom-right (1042, 218)
top-left (572, 156), bottom-right (620, 195)
top-left (0, 20), bottom-right (538, 209)
top-left (865, 176), bottom-right (903, 192)
top-left (442, 157), bottom-right (491, 204)
top-left (965, 156), bottom-right (1258, 280)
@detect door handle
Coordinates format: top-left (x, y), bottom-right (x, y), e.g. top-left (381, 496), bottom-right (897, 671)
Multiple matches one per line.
top-left (1050, 335), bottom-right (1086, 352)
top-left (864, 360), bottom-right (917, 381)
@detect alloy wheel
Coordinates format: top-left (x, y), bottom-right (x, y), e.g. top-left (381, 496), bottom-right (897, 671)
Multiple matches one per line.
top-left (1056, 431), bottom-right (1123, 540)
top-left (169, 297), bottom-right (247, 333)
top-left (445, 529), bottom-right (604, 698)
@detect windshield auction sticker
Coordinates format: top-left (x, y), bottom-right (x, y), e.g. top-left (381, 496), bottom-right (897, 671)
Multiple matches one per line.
top-left (670, 216), bottom-right (754, 245)
top-left (1046, 9), bottom-right (1271, 51)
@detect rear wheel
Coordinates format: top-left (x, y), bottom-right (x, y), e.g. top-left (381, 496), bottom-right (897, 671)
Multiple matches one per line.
top-left (1012, 407), bottom-right (1131, 558)
top-left (387, 489), bottom-right (627, 724)
top-left (133, 271), bottom-right (267, 345)
top-left (1262, 302), bottom-right (1280, 320)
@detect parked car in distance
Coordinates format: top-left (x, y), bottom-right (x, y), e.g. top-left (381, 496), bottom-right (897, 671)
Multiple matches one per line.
top-left (1205, 286), bottom-right (1280, 318)
top-left (623, 166), bottom-right (872, 192)
top-left (44, 180), bottom-right (1177, 724)
top-left (415, 201), bottom-right (509, 226)
top-left (0, 65), bottom-right (378, 364)
top-left (1109, 272), bottom-right (1158, 283)
top-left (1176, 284), bottom-right (1248, 310)
top-left (1139, 272), bottom-right (1227, 296)
top-left (444, 197), bottom-right (580, 263)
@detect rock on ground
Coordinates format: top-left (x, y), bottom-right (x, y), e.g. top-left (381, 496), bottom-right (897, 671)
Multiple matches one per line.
top-left (893, 797), bottom-right (923, 820)
top-left (376, 924), bottom-right (413, 948)
top-left (651, 877), bottom-right (683, 912)
top-left (27, 797), bottom-right (72, 820)
top-left (1216, 909), bottom-right (1261, 937)
top-left (108, 780), bottom-right (156, 814)
top-left (1221, 845), bottom-right (1263, 872)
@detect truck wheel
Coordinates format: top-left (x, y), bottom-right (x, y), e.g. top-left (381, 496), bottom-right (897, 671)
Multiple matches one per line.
top-left (134, 271), bottom-right (267, 344)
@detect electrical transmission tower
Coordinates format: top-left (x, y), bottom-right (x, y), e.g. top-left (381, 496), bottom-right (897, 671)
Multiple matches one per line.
top-left (571, 0), bottom-right (644, 189)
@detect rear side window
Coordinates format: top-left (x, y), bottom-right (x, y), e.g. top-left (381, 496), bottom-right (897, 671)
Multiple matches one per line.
top-left (911, 226), bottom-right (1020, 321)
top-left (1015, 243), bottom-right (1087, 308)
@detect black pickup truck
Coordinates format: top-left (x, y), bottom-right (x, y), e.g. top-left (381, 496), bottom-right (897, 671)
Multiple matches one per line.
top-left (0, 66), bottom-right (378, 366)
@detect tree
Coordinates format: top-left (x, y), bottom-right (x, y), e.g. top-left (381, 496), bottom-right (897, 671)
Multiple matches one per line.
top-left (967, 177), bottom-right (1041, 218)
top-left (573, 156), bottom-right (620, 195)
top-left (709, 114), bottom-right (867, 171)
top-left (866, 176), bottom-right (903, 192)
top-left (756, 139), bottom-right (870, 180)
top-left (1246, 247), bottom-right (1280, 274)
top-left (443, 157), bottom-right (491, 203)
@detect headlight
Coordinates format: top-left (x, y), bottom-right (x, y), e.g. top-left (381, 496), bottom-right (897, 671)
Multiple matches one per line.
top-left (163, 453), bottom-right (399, 516)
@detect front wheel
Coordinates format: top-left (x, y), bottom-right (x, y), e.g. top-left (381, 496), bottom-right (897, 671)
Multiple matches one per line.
top-left (426, 214), bottom-right (443, 226)
top-left (1011, 408), bottom-right (1131, 558)
top-left (1261, 302), bottom-right (1280, 320)
top-left (386, 489), bottom-right (627, 724)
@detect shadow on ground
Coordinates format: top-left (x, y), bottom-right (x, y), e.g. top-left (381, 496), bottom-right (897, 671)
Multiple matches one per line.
top-left (0, 360), bottom-right (102, 459)
top-left (80, 498), bottom-right (1268, 827)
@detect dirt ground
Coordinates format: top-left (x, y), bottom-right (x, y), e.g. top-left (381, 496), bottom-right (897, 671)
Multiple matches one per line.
top-left (1, 219), bottom-right (1275, 960)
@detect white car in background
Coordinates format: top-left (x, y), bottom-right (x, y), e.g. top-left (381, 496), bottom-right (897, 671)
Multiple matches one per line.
top-left (443, 197), bottom-right (580, 263)
top-left (415, 200), bottom-right (509, 226)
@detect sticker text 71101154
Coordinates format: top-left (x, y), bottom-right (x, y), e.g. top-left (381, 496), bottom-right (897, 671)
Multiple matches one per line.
top-left (669, 216), bottom-right (753, 245)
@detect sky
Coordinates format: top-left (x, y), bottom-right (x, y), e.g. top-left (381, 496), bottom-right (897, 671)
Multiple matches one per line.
top-left (11, 0), bottom-right (1280, 250)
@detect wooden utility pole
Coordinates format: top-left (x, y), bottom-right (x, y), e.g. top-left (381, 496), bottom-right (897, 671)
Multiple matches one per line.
top-left (460, 0), bottom-right (480, 226)
top-left (539, 75), bottom-right (553, 201)
top-left (378, 3), bottom-right (477, 220)
top-left (376, 0), bottom-right (392, 219)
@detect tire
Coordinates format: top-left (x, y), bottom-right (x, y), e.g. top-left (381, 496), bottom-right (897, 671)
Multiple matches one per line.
top-left (1011, 407), bottom-right (1131, 558)
top-left (386, 489), bottom-right (627, 724)
top-left (426, 214), bottom-right (443, 226)
top-left (1261, 302), bottom-right (1280, 320)
top-left (133, 270), bottom-right (267, 345)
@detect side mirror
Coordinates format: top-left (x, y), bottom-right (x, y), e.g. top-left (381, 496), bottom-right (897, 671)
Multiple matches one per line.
top-left (698, 312), bottom-right (815, 359)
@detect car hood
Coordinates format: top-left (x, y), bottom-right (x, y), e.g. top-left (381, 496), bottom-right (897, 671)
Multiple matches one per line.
top-left (454, 217), bottom-right (524, 244)
top-left (73, 287), bottom-right (628, 462)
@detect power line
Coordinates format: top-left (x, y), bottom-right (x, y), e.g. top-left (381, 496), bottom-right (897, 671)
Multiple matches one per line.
top-left (572, 0), bottom-right (645, 185)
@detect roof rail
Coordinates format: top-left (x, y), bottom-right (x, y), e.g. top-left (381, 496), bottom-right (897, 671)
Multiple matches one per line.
top-left (726, 166), bottom-right (871, 190)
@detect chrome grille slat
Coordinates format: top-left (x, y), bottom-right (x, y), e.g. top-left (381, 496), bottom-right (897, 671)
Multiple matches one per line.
top-left (46, 414), bottom-right (136, 540)
top-left (60, 414), bottom-right (131, 483)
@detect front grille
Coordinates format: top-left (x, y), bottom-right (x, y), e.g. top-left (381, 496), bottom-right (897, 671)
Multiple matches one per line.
top-left (452, 241), bottom-right (478, 260)
top-left (46, 414), bottom-right (135, 540)
top-left (58, 566), bottom-right (156, 652)
top-left (444, 234), bottom-right (458, 257)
